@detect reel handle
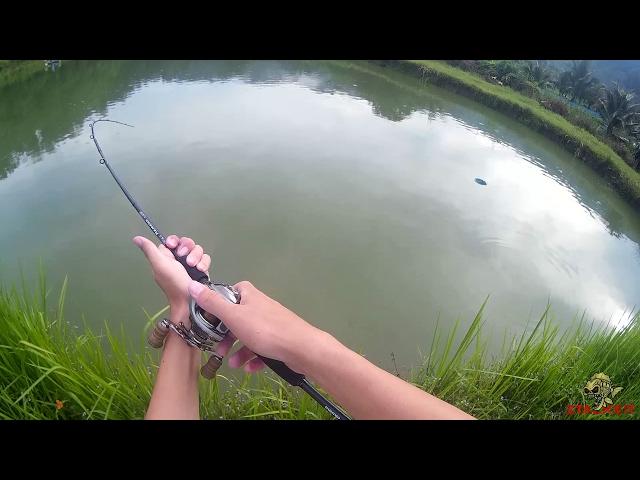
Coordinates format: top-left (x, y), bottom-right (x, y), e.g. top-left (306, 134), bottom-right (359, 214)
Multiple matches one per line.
top-left (148, 318), bottom-right (170, 348)
top-left (170, 247), bottom-right (209, 283)
top-left (201, 354), bottom-right (223, 379)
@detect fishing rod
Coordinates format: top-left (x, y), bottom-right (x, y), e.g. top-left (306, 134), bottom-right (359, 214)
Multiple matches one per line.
top-left (90, 119), bottom-right (350, 420)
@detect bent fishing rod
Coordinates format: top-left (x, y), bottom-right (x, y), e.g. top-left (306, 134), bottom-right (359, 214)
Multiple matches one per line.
top-left (90, 119), bottom-right (350, 420)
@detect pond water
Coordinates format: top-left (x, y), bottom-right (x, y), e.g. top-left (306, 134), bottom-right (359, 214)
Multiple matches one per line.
top-left (1, 60), bottom-right (640, 373)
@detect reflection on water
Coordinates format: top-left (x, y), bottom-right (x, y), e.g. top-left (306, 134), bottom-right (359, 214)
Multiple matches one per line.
top-left (1, 60), bottom-right (640, 370)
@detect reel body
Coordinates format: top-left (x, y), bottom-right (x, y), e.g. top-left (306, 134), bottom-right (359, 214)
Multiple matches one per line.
top-left (148, 282), bottom-right (240, 378)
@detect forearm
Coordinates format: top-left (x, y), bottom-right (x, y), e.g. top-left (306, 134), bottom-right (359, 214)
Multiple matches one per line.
top-left (145, 304), bottom-right (201, 420)
top-left (294, 331), bottom-right (474, 420)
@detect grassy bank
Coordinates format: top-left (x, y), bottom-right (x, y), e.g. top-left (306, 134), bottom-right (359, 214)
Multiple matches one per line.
top-left (0, 60), bottom-right (47, 90)
top-left (382, 60), bottom-right (640, 209)
top-left (1, 277), bottom-right (638, 419)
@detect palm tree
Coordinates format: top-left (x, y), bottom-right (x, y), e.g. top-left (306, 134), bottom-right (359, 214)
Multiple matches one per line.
top-left (492, 60), bottom-right (523, 85)
top-left (557, 70), bottom-right (573, 97)
top-left (556, 61), bottom-right (600, 105)
top-left (596, 85), bottom-right (640, 140)
top-left (523, 61), bottom-right (554, 88)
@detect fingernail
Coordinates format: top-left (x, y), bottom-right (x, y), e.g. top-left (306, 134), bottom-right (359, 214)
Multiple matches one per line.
top-left (188, 281), bottom-right (206, 298)
top-left (133, 237), bottom-right (142, 247)
top-left (177, 247), bottom-right (188, 256)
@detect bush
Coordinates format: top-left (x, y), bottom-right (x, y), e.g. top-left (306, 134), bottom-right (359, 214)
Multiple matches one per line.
top-left (494, 60), bottom-right (522, 80)
top-left (502, 74), bottom-right (539, 99)
top-left (607, 139), bottom-right (635, 165)
top-left (567, 110), bottom-right (600, 135)
top-left (476, 60), bottom-right (497, 80)
top-left (537, 96), bottom-right (634, 164)
top-left (446, 60), bottom-right (480, 73)
top-left (539, 91), bottom-right (601, 135)
top-left (540, 98), bottom-right (569, 116)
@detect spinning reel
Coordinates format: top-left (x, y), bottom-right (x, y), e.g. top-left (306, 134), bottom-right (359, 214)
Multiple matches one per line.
top-left (147, 282), bottom-right (240, 379)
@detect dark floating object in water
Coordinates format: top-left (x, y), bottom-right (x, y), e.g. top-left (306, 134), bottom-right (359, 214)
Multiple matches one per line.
top-left (475, 178), bottom-right (487, 186)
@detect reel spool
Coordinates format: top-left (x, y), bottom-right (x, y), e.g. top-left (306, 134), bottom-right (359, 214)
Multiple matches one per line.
top-left (148, 282), bottom-right (240, 379)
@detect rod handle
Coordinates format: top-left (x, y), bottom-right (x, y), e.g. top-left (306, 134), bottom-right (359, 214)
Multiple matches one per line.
top-left (258, 356), bottom-right (306, 387)
top-left (170, 248), bottom-right (209, 283)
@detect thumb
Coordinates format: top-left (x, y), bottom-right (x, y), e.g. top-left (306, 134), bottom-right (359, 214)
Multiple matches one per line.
top-left (189, 281), bottom-right (238, 323)
top-left (133, 236), bottom-right (163, 265)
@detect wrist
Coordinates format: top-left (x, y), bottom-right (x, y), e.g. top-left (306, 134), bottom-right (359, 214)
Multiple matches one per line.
top-left (163, 306), bottom-right (199, 359)
top-left (286, 327), bottom-right (344, 378)
top-left (169, 302), bottom-right (190, 325)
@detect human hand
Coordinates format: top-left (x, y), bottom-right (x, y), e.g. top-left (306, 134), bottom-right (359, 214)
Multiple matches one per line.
top-left (188, 280), bottom-right (329, 375)
top-left (134, 235), bottom-right (211, 310)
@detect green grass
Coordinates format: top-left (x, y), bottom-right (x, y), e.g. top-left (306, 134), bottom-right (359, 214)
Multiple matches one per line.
top-left (394, 61), bottom-right (640, 208)
top-left (0, 274), bottom-right (329, 420)
top-left (414, 301), bottom-right (640, 419)
top-left (0, 60), bottom-right (46, 90)
top-left (1, 276), bottom-right (638, 419)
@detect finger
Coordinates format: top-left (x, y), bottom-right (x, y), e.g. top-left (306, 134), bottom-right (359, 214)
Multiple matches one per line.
top-left (233, 281), bottom-right (255, 300)
top-left (165, 235), bottom-right (180, 249)
top-left (186, 244), bottom-right (204, 267)
top-left (176, 237), bottom-right (195, 257)
top-left (157, 243), bottom-right (175, 260)
top-left (133, 236), bottom-right (164, 265)
top-left (214, 333), bottom-right (237, 357)
top-left (233, 281), bottom-right (256, 305)
top-left (189, 281), bottom-right (238, 321)
top-left (228, 346), bottom-right (257, 368)
top-left (197, 254), bottom-right (211, 273)
top-left (244, 357), bottom-right (266, 373)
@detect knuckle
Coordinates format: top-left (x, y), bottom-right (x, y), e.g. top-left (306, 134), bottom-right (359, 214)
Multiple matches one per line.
top-left (201, 286), bottom-right (215, 299)
top-left (197, 255), bottom-right (210, 270)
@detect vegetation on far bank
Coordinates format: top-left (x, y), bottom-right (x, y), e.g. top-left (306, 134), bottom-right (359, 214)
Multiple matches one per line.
top-left (0, 276), bottom-right (638, 420)
top-left (0, 60), bottom-right (47, 90)
top-left (384, 60), bottom-right (640, 208)
top-left (424, 60), bottom-right (640, 168)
